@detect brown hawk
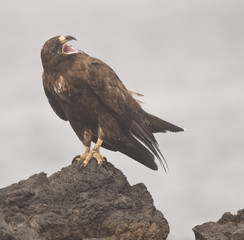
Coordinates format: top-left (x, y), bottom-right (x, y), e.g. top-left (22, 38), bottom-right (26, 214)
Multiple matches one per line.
top-left (41, 35), bottom-right (184, 171)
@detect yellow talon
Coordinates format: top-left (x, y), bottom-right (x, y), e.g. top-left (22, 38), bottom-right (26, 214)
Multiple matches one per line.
top-left (78, 150), bottom-right (104, 167)
top-left (77, 138), bottom-right (104, 167)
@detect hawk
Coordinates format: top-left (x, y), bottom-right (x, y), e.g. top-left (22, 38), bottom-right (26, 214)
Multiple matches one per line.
top-left (41, 35), bottom-right (184, 171)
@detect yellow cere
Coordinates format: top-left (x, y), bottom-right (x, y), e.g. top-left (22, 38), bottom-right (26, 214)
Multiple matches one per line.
top-left (59, 36), bottom-right (66, 44)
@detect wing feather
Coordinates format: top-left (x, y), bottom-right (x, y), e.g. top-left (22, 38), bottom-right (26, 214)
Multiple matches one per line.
top-left (87, 58), bottom-right (167, 170)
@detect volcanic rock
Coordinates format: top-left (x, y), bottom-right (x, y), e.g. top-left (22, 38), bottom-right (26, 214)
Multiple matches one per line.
top-left (0, 159), bottom-right (169, 240)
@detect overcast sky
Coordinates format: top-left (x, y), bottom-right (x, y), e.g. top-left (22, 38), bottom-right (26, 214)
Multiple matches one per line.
top-left (1, 1), bottom-right (244, 239)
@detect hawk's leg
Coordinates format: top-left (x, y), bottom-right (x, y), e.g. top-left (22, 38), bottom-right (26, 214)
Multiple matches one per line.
top-left (72, 146), bottom-right (90, 164)
top-left (79, 138), bottom-right (105, 167)
top-left (78, 146), bottom-right (90, 161)
top-left (72, 129), bottom-right (92, 164)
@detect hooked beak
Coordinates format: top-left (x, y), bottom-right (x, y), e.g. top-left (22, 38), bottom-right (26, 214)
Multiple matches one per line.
top-left (64, 35), bottom-right (77, 42)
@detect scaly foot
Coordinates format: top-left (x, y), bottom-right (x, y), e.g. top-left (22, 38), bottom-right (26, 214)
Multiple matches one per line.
top-left (72, 146), bottom-right (90, 164)
top-left (72, 138), bottom-right (105, 168)
top-left (79, 150), bottom-right (104, 167)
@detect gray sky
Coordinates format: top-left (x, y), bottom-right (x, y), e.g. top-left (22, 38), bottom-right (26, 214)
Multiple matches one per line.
top-left (1, 1), bottom-right (244, 239)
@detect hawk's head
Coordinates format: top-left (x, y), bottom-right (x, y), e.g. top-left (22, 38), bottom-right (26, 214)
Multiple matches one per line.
top-left (41, 35), bottom-right (79, 71)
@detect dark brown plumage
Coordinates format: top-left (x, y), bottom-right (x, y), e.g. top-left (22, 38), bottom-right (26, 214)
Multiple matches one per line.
top-left (41, 35), bottom-right (184, 171)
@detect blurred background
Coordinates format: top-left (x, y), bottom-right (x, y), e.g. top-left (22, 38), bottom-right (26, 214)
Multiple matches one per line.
top-left (1, 0), bottom-right (244, 239)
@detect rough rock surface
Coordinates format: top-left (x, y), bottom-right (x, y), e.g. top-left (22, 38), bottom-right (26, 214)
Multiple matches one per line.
top-left (193, 209), bottom-right (244, 240)
top-left (0, 159), bottom-right (169, 240)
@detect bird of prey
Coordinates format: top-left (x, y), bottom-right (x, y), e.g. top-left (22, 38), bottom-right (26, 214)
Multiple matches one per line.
top-left (41, 35), bottom-right (184, 171)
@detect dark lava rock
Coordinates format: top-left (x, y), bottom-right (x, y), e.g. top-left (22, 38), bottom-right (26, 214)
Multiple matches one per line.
top-left (193, 209), bottom-right (244, 240)
top-left (0, 159), bottom-right (169, 240)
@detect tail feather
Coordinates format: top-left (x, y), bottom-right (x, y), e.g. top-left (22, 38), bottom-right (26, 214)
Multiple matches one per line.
top-left (118, 136), bottom-right (158, 170)
top-left (145, 113), bottom-right (184, 133)
top-left (100, 111), bottom-right (183, 171)
top-left (131, 121), bottom-right (168, 171)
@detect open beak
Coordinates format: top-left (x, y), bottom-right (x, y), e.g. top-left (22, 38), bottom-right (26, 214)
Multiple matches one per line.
top-left (59, 35), bottom-right (79, 55)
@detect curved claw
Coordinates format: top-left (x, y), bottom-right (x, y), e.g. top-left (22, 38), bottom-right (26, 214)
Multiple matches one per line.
top-left (79, 161), bottom-right (85, 169)
top-left (98, 156), bottom-right (107, 168)
top-left (72, 155), bottom-right (80, 164)
top-left (74, 150), bottom-right (105, 169)
top-left (103, 156), bottom-right (107, 163)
